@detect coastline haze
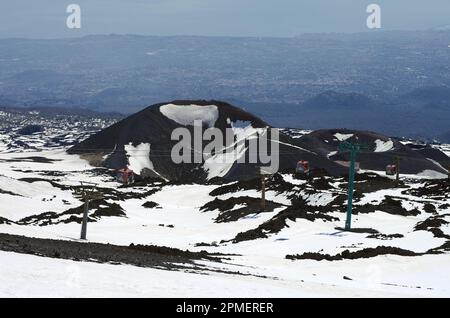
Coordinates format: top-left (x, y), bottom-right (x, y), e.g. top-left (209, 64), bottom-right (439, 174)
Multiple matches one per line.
top-left (0, 0), bottom-right (449, 39)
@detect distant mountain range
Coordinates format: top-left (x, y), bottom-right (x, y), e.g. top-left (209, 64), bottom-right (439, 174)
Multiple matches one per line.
top-left (1, 31), bottom-right (450, 141)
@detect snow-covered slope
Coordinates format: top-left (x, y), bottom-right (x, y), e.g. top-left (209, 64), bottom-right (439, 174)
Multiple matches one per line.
top-left (1, 107), bottom-right (450, 297)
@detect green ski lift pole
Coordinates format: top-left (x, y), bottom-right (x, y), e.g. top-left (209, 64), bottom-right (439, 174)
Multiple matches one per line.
top-left (339, 141), bottom-right (368, 231)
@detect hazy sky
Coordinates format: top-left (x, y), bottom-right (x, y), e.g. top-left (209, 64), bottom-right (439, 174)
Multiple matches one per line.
top-left (0, 0), bottom-right (449, 38)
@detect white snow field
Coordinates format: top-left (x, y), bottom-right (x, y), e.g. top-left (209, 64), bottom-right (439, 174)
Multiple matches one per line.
top-left (0, 120), bottom-right (450, 297)
top-left (1, 250), bottom-right (448, 297)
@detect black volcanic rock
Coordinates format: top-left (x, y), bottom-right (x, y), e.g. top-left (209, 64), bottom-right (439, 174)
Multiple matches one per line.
top-left (17, 124), bottom-right (44, 135)
top-left (68, 100), bottom-right (347, 182)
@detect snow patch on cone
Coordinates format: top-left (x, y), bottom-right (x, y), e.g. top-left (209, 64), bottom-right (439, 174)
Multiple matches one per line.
top-left (125, 142), bottom-right (154, 174)
top-left (374, 139), bottom-right (394, 152)
top-left (160, 104), bottom-right (219, 128)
